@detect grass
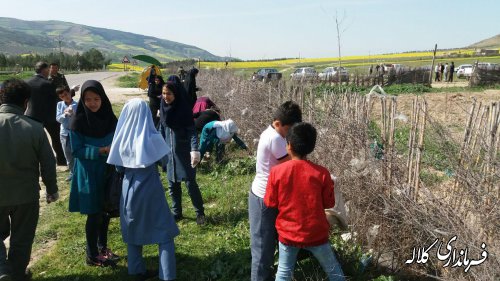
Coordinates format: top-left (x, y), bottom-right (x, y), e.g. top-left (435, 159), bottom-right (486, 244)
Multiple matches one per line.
top-left (0, 71), bottom-right (34, 82)
top-left (116, 73), bottom-right (140, 88)
top-left (28, 132), bottom-right (396, 281)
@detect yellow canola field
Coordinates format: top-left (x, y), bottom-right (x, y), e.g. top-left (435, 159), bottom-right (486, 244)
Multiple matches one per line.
top-left (108, 63), bottom-right (143, 72)
top-left (200, 49), bottom-right (477, 69)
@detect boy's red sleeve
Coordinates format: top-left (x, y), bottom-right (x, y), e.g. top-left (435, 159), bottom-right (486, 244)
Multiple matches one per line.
top-left (264, 169), bottom-right (278, 208)
top-left (323, 172), bottom-right (335, 209)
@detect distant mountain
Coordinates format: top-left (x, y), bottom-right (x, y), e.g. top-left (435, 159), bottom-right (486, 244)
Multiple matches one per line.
top-left (469, 34), bottom-right (500, 49)
top-left (0, 17), bottom-right (225, 62)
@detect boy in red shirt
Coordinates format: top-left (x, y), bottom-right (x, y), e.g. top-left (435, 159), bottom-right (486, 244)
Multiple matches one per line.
top-left (264, 122), bottom-right (345, 281)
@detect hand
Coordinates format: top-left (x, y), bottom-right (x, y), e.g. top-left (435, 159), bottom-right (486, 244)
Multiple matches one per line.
top-left (99, 146), bottom-right (110, 155)
top-left (190, 151), bottom-right (201, 168)
top-left (71, 84), bottom-right (80, 92)
top-left (46, 192), bottom-right (59, 204)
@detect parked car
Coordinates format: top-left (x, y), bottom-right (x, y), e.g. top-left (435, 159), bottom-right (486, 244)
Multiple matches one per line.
top-left (290, 67), bottom-right (317, 80)
top-left (252, 68), bottom-right (282, 82)
top-left (476, 62), bottom-right (500, 70)
top-left (456, 64), bottom-right (473, 79)
top-left (318, 66), bottom-right (349, 82)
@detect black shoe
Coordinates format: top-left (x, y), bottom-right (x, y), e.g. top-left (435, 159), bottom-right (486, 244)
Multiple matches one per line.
top-left (86, 255), bottom-right (116, 268)
top-left (132, 270), bottom-right (157, 281)
top-left (173, 214), bottom-right (183, 222)
top-left (196, 214), bottom-right (206, 226)
top-left (0, 274), bottom-right (12, 281)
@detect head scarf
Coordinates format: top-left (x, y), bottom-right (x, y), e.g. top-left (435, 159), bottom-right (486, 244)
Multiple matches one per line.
top-left (213, 119), bottom-right (238, 143)
top-left (70, 80), bottom-right (117, 138)
top-left (159, 75), bottom-right (194, 129)
top-left (107, 98), bottom-right (169, 168)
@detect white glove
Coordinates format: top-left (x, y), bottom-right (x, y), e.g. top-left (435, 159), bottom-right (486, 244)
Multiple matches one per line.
top-left (46, 192), bottom-right (59, 204)
top-left (190, 151), bottom-right (201, 168)
top-left (71, 84), bottom-right (81, 92)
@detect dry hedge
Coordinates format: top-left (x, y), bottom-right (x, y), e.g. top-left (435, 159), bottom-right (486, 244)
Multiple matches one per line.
top-left (197, 70), bottom-right (499, 281)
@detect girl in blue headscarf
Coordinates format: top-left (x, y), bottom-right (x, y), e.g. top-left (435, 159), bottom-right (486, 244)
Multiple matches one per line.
top-left (107, 98), bottom-right (179, 281)
top-left (159, 75), bottom-right (206, 225)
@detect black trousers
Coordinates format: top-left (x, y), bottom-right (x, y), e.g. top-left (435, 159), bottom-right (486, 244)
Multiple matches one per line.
top-left (0, 201), bottom-right (39, 279)
top-left (45, 122), bottom-right (66, 165)
top-left (149, 97), bottom-right (161, 129)
top-left (85, 212), bottom-right (110, 258)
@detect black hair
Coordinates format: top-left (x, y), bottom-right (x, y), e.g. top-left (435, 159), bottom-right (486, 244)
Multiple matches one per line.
top-left (273, 101), bottom-right (302, 126)
top-left (56, 86), bottom-right (70, 95)
top-left (1, 78), bottom-right (31, 107)
top-left (286, 122), bottom-right (317, 158)
top-left (35, 61), bottom-right (49, 74)
top-left (49, 62), bottom-right (59, 67)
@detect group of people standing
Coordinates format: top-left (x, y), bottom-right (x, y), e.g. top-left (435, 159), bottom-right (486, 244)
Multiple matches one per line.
top-left (434, 62), bottom-right (455, 82)
top-left (1, 61), bottom-right (345, 281)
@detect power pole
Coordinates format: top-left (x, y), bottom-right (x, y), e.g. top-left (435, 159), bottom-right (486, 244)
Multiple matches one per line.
top-left (430, 44), bottom-right (438, 85)
top-left (54, 35), bottom-right (64, 66)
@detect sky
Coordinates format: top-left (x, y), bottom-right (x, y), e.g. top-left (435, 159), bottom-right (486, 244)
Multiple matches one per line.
top-left (0, 0), bottom-right (499, 60)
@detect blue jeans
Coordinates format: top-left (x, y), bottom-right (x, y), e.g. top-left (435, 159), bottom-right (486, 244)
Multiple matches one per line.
top-left (249, 191), bottom-right (278, 281)
top-left (275, 242), bottom-right (345, 281)
top-left (168, 180), bottom-right (204, 217)
top-left (60, 134), bottom-right (74, 176)
top-left (128, 240), bottom-right (176, 280)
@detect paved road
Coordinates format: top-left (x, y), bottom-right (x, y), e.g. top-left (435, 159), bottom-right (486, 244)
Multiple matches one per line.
top-left (65, 71), bottom-right (125, 89)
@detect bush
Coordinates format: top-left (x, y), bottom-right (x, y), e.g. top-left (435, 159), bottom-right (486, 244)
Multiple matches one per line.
top-left (117, 73), bottom-right (140, 88)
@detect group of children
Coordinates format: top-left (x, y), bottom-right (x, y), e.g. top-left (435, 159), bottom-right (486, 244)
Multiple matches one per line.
top-left (52, 73), bottom-right (344, 280)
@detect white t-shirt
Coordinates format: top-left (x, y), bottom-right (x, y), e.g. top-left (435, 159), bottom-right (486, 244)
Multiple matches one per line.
top-left (251, 125), bottom-right (288, 198)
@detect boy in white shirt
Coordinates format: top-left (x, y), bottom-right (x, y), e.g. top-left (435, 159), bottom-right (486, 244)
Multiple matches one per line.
top-left (249, 101), bottom-right (302, 281)
top-left (55, 86), bottom-right (78, 181)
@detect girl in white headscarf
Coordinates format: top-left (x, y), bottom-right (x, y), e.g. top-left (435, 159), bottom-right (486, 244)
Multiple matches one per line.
top-left (107, 98), bottom-right (178, 281)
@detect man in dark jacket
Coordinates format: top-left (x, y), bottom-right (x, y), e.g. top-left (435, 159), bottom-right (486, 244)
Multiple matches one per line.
top-left (25, 61), bottom-right (67, 165)
top-left (48, 63), bottom-right (69, 96)
top-left (0, 78), bottom-right (59, 281)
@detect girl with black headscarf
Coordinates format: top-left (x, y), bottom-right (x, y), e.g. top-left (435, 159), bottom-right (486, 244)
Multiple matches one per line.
top-left (148, 74), bottom-right (164, 128)
top-left (68, 80), bottom-right (119, 267)
top-left (183, 68), bottom-right (199, 108)
top-left (160, 75), bottom-right (206, 225)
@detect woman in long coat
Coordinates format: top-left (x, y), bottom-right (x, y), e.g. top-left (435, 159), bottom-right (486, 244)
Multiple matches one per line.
top-left (183, 68), bottom-right (199, 108)
top-left (68, 80), bottom-right (119, 266)
top-left (107, 98), bottom-right (179, 281)
top-left (160, 75), bottom-right (206, 225)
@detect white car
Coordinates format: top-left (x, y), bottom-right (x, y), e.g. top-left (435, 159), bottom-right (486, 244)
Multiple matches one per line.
top-left (456, 64), bottom-right (473, 79)
top-left (318, 66), bottom-right (349, 82)
top-left (290, 67), bottom-right (317, 80)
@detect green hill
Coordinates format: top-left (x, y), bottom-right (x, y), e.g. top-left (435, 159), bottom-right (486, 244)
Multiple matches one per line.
top-left (0, 17), bottom-right (225, 62)
top-left (469, 34), bottom-right (500, 49)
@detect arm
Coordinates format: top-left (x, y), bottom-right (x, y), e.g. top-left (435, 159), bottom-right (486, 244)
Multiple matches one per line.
top-left (263, 170), bottom-right (278, 208)
top-left (187, 125), bottom-right (198, 151)
top-left (271, 135), bottom-right (289, 164)
top-left (232, 134), bottom-right (247, 150)
top-left (322, 173), bottom-right (335, 209)
top-left (38, 130), bottom-right (58, 196)
top-left (198, 126), bottom-right (215, 157)
top-left (70, 131), bottom-right (102, 160)
top-left (56, 103), bottom-right (66, 124)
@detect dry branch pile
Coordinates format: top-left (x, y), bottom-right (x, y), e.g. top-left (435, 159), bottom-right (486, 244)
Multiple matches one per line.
top-left (198, 70), bottom-right (499, 280)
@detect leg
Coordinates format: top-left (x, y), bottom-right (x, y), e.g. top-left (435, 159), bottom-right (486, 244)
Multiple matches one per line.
top-left (7, 202), bottom-right (39, 280)
top-left (45, 122), bottom-right (66, 165)
top-left (275, 242), bottom-right (300, 281)
top-left (0, 207), bottom-right (12, 276)
top-left (185, 179), bottom-right (204, 216)
top-left (168, 181), bottom-right (183, 217)
top-left (97, 213), bottom-right (110, 251)
top-left (127, 244), bottom-right (145, 275)
top-left (215, 142), bottom-right (225, 163)
top-left (249, 192), bottom-right (278, 281)
top-left (85, 213), bottom-right (100, 258)
top-left (158, 240), bottom-right (176, 281)
top-left (60, 135), bottom-right (74, 179)
top-left (308, 243), bottom-right (345, 281)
